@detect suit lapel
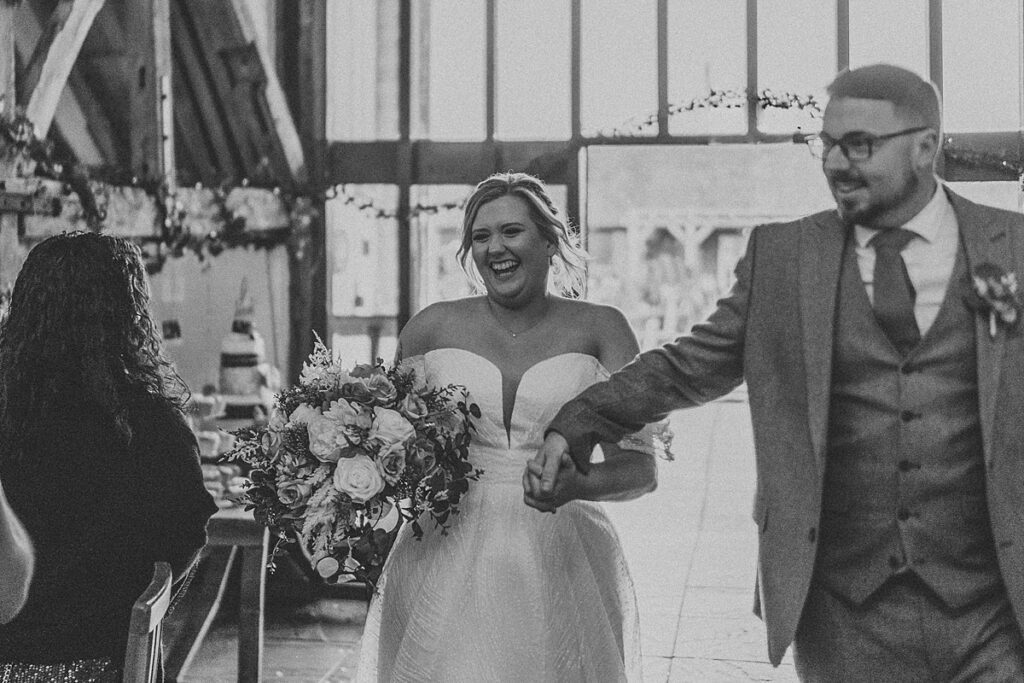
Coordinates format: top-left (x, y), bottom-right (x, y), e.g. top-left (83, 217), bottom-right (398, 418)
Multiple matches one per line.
top-left (799, 211), bottom-right (847, 473)
top-left (947, 189), bottom-right (1012, 464)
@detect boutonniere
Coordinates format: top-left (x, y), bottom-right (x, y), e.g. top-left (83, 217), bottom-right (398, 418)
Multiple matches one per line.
top-left (970, 263), bottom-right (1021, 339)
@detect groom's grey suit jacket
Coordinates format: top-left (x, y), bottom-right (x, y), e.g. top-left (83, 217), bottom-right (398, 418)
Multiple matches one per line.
top-left (550, 187), bottom-right (1024, 666)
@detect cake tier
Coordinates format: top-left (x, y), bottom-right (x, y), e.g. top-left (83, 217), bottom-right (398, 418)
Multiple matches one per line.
top-left (220, 366), bottom-right (262, 396)
top-left (220, 329), bottom-right (266, 359)
top-left (220, 395), bottom-right (269, 421)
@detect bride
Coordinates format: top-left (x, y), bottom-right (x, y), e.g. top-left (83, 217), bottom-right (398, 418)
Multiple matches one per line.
top-left (356, 172), bottom-right (665, 682)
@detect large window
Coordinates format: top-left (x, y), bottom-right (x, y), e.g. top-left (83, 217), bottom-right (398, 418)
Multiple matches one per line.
top-left (324, 0), bottom-right (1024, 346)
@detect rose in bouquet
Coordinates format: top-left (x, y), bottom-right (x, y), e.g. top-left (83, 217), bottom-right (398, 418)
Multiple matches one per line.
top-left (223, 337), bottom-right (481, 585)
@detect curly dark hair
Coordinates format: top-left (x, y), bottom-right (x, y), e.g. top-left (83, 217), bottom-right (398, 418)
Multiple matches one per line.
top-left (0, 231), bottom-right (189, 461)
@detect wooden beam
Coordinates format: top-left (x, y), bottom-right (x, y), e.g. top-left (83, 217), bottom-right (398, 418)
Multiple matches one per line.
top-left (328, 140), bottom-right (577, 186)
top-left (13, 7), bottom-right (116, 166)
top-left (178, 1), bottom-right (270, 182)
top-left (171, 62), bottom-right (219, 184)
top-left (218, 40), bottom-right (296, 184)
top-left (0, 3), bottom-right (14, 118)
top-left (170, 0), bottom-right (243, 181)
top-left (119, 0), bottom-right (173, 182)
top-left (0, 3), bottom-right (20, 291)
top-left (25, 0), bottom-right (106, 138)
top-left (19, 0), bottom-right (73, 105)
top-left (287, 0), bottom-right (326, 383)
top-left (228, 0), bottom-right (306, 183)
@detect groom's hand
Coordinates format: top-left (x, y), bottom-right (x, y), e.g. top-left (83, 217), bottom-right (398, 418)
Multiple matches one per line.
top-left (535, 431), bottom-right (572, 496)
top-left (523, 446), bottom-right (576, 512)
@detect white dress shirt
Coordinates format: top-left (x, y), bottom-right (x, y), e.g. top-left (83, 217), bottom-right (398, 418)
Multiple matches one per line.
top-left (854, 183), bottom-right (960, 336)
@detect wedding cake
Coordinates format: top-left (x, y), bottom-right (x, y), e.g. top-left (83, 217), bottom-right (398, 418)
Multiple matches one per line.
top-left (218, 280), bottom-right (279, 430)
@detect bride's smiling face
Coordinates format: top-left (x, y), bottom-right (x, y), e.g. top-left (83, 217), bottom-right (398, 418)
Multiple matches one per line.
top-left (470, 195), bottom-right (555, 307)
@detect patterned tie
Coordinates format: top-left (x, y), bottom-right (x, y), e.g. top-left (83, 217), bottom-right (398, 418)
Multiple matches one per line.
top-left (870, 228), bottom-right (921, 355)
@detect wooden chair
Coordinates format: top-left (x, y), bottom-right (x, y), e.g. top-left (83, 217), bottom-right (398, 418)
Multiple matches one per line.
top-left (122, 562), bottom-right (172, 683)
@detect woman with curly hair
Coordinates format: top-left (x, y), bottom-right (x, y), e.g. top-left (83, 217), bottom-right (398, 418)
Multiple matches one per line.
top-left (0, 231), bottom-right (217, 681)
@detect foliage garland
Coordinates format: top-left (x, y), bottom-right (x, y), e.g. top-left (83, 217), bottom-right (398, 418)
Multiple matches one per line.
top-left (1, 93), bottom-right (1021, 250)
top-left (0, 109), bottom-right (318, 271)
top-left (591, 88), bottom-right (824, 138)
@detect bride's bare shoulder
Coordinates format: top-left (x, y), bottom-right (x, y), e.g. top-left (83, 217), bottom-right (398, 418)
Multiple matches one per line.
top-left (553, 299), bottom-right (638, 369)
top-left (399, 297), bottom-right (486, 357)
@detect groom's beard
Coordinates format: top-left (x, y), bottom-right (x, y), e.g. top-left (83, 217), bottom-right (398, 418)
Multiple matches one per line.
top-left (832, 169), bottom-right (920, 228)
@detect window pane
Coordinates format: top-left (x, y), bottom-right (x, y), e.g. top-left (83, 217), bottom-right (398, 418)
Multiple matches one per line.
top-left (326, 1), bottom-right (399, 140)
top-left (849, 0), bottom-right (928, 75)
top-left (668, 0), bottom-right (746, 135)
top-left (757, 0), bottom-right (835, 133)
top-left (942, 0), bottom-right (1023, 132)
top-left (496, 0), bottom-right (570, 140)
top-left (411, 2), bottom-right (486, 140)
top-left (585, 144), bottom-right (830, 348)
top-left (327, 185), bottom-right (399, 318)
top-left (411, 185), bottom-right (473, 310)
top-left (581, 0), bottom-right (658, 137)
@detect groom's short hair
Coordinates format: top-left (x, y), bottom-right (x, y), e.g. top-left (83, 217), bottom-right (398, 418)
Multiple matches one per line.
top-left (827, 63), bottom-right (941, 132)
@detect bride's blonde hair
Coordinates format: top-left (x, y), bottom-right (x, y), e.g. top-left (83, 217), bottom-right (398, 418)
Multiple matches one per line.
top-left (457, 172), bottom-right (588, 298)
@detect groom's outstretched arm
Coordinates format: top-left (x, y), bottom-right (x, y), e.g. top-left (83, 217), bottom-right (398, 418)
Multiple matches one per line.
top-left (538, 228), bottom-right (757, 488)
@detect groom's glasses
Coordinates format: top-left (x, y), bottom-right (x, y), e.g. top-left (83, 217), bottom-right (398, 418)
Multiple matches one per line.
top-left (803, 126), bottom-right (931, 162)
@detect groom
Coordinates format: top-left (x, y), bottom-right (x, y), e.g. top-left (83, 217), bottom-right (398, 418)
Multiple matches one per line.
top-left (529, 63), bottom-right (1024, 679)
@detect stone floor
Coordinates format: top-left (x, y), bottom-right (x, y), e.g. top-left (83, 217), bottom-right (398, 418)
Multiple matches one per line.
top-left (175, 392), bottom-right (800, 682)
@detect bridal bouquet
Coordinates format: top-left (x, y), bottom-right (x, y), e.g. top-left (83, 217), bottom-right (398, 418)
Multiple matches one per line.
top-left (223, 337), bottom-right (481, 585)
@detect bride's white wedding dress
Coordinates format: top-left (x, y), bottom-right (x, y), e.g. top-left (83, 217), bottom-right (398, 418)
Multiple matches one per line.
top-left (356, 348), bottom-right (656, 683)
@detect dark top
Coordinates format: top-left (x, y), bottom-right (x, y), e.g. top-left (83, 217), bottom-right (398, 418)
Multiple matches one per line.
top-left (0, 391), bottom-right (217, 664)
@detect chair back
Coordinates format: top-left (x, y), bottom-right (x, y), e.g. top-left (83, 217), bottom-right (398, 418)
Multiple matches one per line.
top-left (122, 562), bottom-right (172, 683)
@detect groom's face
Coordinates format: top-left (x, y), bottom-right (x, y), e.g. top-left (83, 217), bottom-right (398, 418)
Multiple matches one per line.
top-left (821, 97), bottom-right (933, 229)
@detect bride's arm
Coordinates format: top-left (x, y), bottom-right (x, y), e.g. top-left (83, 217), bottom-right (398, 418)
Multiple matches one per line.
top-left (563, 441), bottom-right (658, 503)
top-left (525, 305), bottom-right (661, 510)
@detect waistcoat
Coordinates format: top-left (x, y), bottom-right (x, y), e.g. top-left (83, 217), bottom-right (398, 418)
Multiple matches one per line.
top-left (815, 233), bottom-right (1001, 606)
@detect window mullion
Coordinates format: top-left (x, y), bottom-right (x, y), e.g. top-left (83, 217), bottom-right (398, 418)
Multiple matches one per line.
top-left (836, 0), bottom-right (850, 71)
top-left (745, 0), bottom-right (758, 138)
top-left (657, 0), bottom-right (668, 138)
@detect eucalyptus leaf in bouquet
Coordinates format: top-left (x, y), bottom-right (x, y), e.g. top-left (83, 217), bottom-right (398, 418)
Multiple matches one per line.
top-left (223, 336), bottom-right (482, 586)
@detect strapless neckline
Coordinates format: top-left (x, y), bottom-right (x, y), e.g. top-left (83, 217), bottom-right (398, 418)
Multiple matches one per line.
top-left (422, 348), bottom-right (607, 448)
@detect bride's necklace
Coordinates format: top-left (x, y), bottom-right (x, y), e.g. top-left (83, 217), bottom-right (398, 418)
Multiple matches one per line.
top-left (486, 297), bottom-right (548, 339)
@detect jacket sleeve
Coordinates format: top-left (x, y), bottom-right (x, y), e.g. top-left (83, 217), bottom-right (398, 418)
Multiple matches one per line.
top-left (129, 402), bottom-right (218, 582)
top-left (549, 226), bottom-right (756, 468)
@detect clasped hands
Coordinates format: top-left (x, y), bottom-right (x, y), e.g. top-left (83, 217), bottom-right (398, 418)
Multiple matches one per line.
top-left (523, 432), bottom-right (582, 513)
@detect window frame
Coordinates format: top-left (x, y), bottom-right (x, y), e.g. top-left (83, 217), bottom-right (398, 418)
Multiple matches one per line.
top-left (326, 0), bottom-right (1023, 331)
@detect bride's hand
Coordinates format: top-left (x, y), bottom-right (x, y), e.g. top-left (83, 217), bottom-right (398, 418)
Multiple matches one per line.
top-left (522, 451), bottom-right (578, 513)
